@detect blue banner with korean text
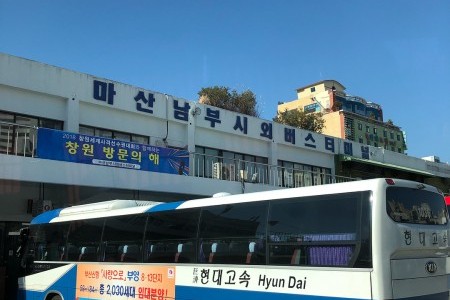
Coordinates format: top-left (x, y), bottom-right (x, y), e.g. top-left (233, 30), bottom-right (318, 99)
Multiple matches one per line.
top-left (36, 128), bottom-right (189, 175)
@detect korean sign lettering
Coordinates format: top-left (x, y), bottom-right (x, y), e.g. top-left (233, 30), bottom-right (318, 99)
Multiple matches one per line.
top-left (93, 80), bottom-right (116, 105)
top-left (260, 122), bottom-right (272, 140)
top-left (344, 141), bottom-right (353, 156)
top-left (205, 108), bottom-right (221, 128)
top-left (233, 116), bottom-right (248, 134)
top-left (284, 128), bottom-right (295, 145)
top-left (191, 266), bottom-right (307, 292)
top-left (135, 91), bottom-right (156, 114)
top-left (401, 228), bottom-right (448, 248)
top-left (36, 128), bottom-right (189, 175)
top-left (177, 265), bottom-right (372, 298)
top-left (173, 100), bottom-right (190, 121)
top-left (77, 264), bottom-right (175, 300)
top-left (304, 133), bottom-right (316, 148)
top-left (90, 78), bottom-right (357, 158)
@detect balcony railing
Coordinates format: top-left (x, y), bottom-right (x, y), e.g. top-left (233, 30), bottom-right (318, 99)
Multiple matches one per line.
top-left (0, 122), bottom-right (356, 188)
top-left (190, 152), bottom-right (355, 188)
top-left (0, 122), bottom-right (37, 157)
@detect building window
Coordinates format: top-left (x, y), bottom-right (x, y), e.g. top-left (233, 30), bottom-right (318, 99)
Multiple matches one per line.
top-left (0, 110), bottom-right (63, 129)
top-left (310, 87), bottom-right (316, 92)
top-left (79, 125), bottom-right (149, 145)
top-left (390, 132), bottom-right (394, 139)
top-left (0, 110), bottom-right (63, 156)
top-left (373, 128), bottom-right (377, 134)
top-left (98, 128), bottom-right (113, 139)
top-left (397, 134), bottom-right (401, 141)
top-left (359, 137), bottom-right (363, 143)
top-left (358, 123), bottom-right (362, 130)
top-left (132, 135), bottom-right (149, 145)
top-left (374, 142), bottom-right (378, 147)
top-left (195, 146), bottom-right (268, 183)
top-left (383, 130), bottom-right (387, 138)
top-left (366, 126), bottom-right (370, 133)
top-left (278, 160), bottom-right (331, 188)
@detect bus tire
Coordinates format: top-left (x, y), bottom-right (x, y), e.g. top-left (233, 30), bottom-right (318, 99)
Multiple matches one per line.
top-left (49, 295), bottom-right (62, 300)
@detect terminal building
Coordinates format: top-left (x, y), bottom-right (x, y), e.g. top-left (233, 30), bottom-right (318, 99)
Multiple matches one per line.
top-left (1, 53), bottom-right (449, 295)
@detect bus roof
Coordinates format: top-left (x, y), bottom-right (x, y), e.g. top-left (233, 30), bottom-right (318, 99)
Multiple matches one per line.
top-left (31, 178), bottom-right (441, 225)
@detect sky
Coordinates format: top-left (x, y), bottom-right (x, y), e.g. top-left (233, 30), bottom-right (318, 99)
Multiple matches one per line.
top-left (1, 0), bottom-right (449, 163)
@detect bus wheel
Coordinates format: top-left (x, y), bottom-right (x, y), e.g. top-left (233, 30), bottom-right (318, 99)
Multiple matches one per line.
top-left (49, 295), bottom-right (62, 300)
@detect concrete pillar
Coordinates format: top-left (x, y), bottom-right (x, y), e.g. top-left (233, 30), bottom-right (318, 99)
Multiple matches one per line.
top-left (65, 94), bottom-right (79, 133)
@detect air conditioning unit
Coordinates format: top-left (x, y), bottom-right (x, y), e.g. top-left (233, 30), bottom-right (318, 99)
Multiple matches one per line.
top-left (212, 162), bottom-right (222, 179)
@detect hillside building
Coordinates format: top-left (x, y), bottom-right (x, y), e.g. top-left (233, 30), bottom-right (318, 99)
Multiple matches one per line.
top-left (278, 80), bottom-right (407, 154)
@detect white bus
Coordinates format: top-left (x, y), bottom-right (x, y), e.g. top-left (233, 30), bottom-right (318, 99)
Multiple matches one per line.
top-left (17, 178), bottom-right (449, 300)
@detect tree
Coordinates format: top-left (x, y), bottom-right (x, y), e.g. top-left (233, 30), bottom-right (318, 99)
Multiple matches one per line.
top-left (274, 108), bottom-right (325, 133)
top-left (198, 86), bottom-right (259, 117)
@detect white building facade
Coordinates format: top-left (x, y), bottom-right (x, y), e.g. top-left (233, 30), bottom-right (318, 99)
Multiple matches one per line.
top-left (0, 53), bottom-right (341, 220)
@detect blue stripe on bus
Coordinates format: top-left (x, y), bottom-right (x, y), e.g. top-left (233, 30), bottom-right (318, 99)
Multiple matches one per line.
top-left (175, 286), bottom-right (370, 300)
top-left (30, 208), bottom-right (63, 224)
top-left (147, 201), bottom-right (185, 213)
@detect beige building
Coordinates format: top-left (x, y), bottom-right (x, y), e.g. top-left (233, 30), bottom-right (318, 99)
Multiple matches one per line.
top-left (278, 80), bottom-right (407, 154)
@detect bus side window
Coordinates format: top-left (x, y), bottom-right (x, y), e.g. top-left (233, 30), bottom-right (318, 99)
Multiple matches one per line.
top-left (144, 209), bottom-right (200, 263)
top-left (79, 246), bottom-right (97, 261)
top-left (102, 245), bottom-right (119, 262)
top-left (102, 215), bottom-right (146, 263)
top-left (208, 242), bottom-right (229, 263)
top-left (66, 219), bottom-right (104, 262)
top-left (65, 245), bottom-right (79, 261)
top-left (37, 243), bottom-right (46, 261)
top-left (268, 192), bottom-right (368, 267)
top-left (146, 242), bottom-right (166, 262)
top-left (228, 241), bottom-right (250, 264)
top-left (246, 240), bottom-right (264, 264)
top-left (45, 231), bottom-right (63, 261)
top-left (175, 242), bottom-right (195, 263)
top-left (120, 245), bottom-right (140, 262)
top-left (199, 241), bottom-right (212, 263)
top-left (198, 202), bottom-right (268, 265)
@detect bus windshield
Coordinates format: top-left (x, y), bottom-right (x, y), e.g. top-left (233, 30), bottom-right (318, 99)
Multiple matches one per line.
top-left (386, 186), bottom-right (448, 225)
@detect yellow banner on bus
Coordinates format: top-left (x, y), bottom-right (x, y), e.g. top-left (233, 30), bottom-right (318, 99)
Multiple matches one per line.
top-left (76, 264), bottom-right (175, 299)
